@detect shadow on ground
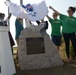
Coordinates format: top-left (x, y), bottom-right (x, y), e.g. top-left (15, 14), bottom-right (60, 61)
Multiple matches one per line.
top-left (14, 61), bottom-right (76, 75)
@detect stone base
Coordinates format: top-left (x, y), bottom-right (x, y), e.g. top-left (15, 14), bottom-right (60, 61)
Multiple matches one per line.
top-left (18, 25), bottom-right (63, 70)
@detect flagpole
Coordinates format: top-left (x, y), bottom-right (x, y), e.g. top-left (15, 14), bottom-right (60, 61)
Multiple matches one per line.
top-left (20, 0), bottom-right (23, 4)
top-left (8, 6), bottom-right (10, 28)
top-left (20, 0), bottom-right (23, 24)
top-left (7, 0), bottom-right (11, 28)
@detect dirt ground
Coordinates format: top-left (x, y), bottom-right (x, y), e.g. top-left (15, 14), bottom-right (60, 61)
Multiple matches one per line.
top-left (14, 62), bottom-right (76, 75)
top-left (13, 43), bottom-right (76, 75)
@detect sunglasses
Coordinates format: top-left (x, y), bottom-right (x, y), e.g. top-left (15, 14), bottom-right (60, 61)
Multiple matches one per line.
top-left (53, 15), bottom-right (57, 17)
top-left (67, 10), bottom-right (72, 12)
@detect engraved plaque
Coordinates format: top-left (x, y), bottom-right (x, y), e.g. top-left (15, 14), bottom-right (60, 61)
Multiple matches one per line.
top-left (26, 37), bottom-right (45, 54)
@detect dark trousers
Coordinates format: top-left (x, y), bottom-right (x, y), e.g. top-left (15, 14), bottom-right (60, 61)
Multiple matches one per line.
top-left (63, 32), bottom-right (76, 58)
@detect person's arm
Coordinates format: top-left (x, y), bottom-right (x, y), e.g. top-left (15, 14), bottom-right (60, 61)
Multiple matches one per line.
top-left (7, 13), bottom-right (12, 19)
top-left (60, 20), bottom-right (63, 26)
top-left (4, 0), bottom-right (11, 6)
top-left (46, 15), bottom-right (53, 23)
top-left (36, 20), bottom-right (40, 25)
top-left (44, 21), bottom-right (48, 30)
top-left (25, 19), bottom-right (31, 24)
top-left (46, 15), bottom-right (51, 20)
top-left (75, 19), bottom-right (76, 32)
top-left (29, 21), bottom-right (32, 24)
top-left (5, 13), bottom-right (12, 22)
top-left (49, 6), bottom-right (60, 15)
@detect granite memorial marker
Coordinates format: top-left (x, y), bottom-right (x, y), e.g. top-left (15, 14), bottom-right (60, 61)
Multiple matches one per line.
top-left (18, 24), bottom-right (63, 70)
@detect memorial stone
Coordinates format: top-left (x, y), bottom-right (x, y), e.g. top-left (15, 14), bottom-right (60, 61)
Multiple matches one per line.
top-left (18, 25), bottom-right (63, 70)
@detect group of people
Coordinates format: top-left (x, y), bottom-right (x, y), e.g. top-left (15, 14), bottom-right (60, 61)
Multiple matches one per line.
top-left (47, 6), bottom-right (76, 63)
top-left (12, 5), bottom-right (76, 63)
top-left (0, 1), bottom-right (76, 64)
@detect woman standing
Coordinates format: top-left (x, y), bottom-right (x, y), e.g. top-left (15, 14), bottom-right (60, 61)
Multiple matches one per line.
top-left (49, 6), bottom-right (76, 63)
top-left (15, 18), bottom-right (24, 62)
top-left (46, 13), bottom-right (62, 50)
top-left (15, 18), bottom-right (24, 45)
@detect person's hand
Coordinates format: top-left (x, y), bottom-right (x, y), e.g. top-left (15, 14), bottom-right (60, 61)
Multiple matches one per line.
top-left (4, 0), bottom-right (11, 6)
top-left (4, 2), bottom-right (7, 6)
top-left (6, 0), bottom-right (11, 2)
top-left (74, 6), bottom-right (76, 10)
top-left (49, 6), bottom-right (53, 9)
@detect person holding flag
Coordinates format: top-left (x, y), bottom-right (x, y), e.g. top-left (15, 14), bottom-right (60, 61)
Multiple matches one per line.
top-left (4, 0), bottom-right (48, 21)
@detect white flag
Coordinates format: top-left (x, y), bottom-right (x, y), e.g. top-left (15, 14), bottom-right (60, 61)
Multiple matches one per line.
top-left (5, 0), bottom-right (48, 21)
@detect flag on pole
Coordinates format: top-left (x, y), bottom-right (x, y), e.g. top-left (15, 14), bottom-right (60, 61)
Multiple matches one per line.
top-left (5, 0), bottom-right (48, 21)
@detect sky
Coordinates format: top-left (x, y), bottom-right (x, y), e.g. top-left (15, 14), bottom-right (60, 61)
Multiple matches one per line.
top-left (0, 0), bottom-right (76, 46)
